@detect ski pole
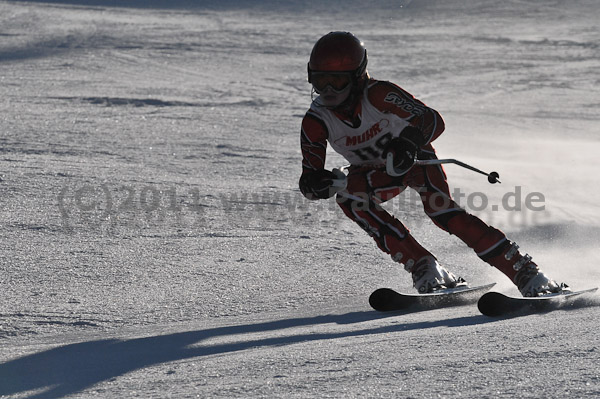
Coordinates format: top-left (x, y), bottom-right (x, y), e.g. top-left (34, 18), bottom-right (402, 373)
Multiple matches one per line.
top-left (386, 153), bottom-right (501, 184)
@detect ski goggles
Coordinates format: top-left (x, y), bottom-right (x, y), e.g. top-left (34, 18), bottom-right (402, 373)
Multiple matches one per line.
top-left (310, 72), bottom-right (352, 93)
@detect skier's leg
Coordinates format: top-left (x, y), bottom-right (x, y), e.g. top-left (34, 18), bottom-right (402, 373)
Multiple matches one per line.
top-left (335, 167), bottom-right (428, 266)
top-left (337, 167), bottom-right (461, 292)
top-left (411, 163), bottom-right (564, 296)
top-left (336, 191), bottom-right (431, 267)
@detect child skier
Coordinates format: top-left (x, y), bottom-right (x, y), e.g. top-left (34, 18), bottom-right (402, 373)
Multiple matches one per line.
top-left (299, 31), bottom-right (567, 297)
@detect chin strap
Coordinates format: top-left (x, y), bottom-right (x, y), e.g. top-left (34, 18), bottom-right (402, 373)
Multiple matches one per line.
top-left (310, 87), bottom-right (318, 102)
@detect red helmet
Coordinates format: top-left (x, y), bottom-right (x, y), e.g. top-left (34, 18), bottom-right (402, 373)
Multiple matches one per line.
top-left (307, 32), bottom-right (368, 85)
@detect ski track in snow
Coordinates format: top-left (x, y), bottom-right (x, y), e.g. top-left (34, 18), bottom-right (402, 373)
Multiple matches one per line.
top-left (1, 0), bottom-right (599, 397)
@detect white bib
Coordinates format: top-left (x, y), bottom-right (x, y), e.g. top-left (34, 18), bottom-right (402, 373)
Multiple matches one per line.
top-left (309, 89), bottom-right (410, 166)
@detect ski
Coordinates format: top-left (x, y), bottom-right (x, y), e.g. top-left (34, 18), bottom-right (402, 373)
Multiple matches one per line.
top-left (369, 283), bottom-right (496, 312)
top-left (477, 287), bottom-right (599, 317)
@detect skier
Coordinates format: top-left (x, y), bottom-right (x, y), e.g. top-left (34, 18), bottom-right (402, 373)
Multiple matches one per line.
top-left (299, 31), bottom-right (568, 297)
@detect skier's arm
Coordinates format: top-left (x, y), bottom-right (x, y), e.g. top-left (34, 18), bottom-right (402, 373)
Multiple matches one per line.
top-left (300, 113), bottom-right (328, 173)
top-left (368, 81), bottom-right (445, 145)
top-left (299, 113), bottom-right (334, 200)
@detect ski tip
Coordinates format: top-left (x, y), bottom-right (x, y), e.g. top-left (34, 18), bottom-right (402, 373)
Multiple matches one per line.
top-left (477, 287), bottom-right (599, 317)
top-left (368, 288), bottom-right (403, 312)
top-left (477, 291), bottom-right (507, 317)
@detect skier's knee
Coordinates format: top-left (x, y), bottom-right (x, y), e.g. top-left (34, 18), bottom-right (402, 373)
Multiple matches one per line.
top-left (428, 208), bottom-right (466, 232)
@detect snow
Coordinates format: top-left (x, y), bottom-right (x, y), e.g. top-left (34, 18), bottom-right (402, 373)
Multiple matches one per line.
top-left (1, 0), bottom-right (599, 397)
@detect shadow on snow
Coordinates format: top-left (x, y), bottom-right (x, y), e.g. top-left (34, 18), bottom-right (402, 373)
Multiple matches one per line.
top-left (0, 311), bottom-right (493, 398)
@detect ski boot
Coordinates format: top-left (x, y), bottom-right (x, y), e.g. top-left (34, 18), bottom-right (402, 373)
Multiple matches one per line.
top-left (514, 263), bottom-right (570, 297)
top-left (483, 241), bottom-right (569, 297)
top-left (408, 256), bottom-right (466, 294)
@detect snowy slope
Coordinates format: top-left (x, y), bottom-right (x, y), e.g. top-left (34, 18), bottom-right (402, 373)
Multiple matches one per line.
top-left (1, 0), bottom-right (599, 397)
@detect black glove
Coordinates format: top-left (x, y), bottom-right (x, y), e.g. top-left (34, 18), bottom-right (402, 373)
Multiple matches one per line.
top-left (383, 126), bottom-right (425, 174)
top-left (299, 169), bottom-right (344, 200)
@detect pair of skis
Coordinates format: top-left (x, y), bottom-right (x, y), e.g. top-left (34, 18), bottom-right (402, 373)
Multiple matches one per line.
top-left (362, 156), bottom-right (598, 316)
top-left (369, 284), bottom-right (598, 317)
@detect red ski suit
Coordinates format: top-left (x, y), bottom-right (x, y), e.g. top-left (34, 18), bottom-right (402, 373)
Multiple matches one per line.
top-left (300, 79), bottom-right (522, 280)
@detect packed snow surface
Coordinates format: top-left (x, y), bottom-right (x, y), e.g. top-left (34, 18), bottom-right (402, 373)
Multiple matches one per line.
top-left (1, 0), bottom-right (599, 397)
